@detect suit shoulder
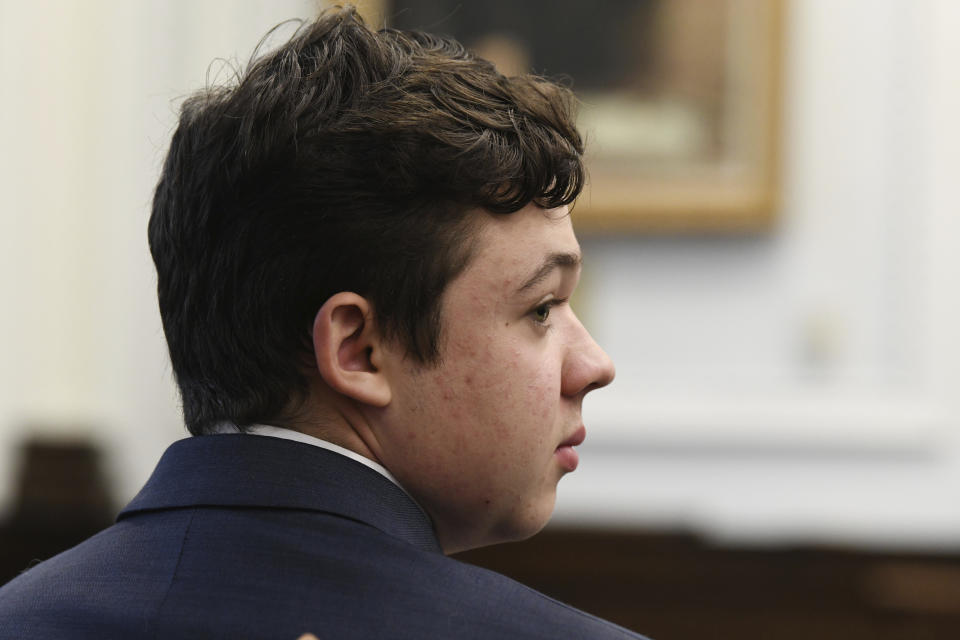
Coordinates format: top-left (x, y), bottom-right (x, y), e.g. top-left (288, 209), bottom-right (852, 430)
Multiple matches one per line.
top-left (373, 549), bottom-right (649, 639)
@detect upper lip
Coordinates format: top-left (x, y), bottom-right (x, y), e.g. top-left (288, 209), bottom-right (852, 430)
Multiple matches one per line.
top-left (558, 425), bottom-right (586, 448)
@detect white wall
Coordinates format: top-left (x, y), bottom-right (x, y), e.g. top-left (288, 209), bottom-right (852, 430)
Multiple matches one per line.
top-left (2, 0), bottom-right (959, 550)
top-left (562, 0), bottom-right (960, 550)
top-left (0, 0), bottom-right (316, 513)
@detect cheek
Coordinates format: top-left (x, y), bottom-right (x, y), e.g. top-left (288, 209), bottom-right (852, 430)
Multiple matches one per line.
top-left (461, 343), bottom-right (559, 430)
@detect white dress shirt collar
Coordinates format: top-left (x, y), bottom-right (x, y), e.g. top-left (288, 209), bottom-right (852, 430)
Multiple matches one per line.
top-left (211, 422), bottom-right (406, 492)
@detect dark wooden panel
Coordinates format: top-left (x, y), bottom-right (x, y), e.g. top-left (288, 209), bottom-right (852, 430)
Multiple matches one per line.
top-left (455, 529), bottom-right (960, 640)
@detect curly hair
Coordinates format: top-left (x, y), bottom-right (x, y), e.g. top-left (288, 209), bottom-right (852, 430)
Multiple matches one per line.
top-left (148, 6), bottom-right (585, 435)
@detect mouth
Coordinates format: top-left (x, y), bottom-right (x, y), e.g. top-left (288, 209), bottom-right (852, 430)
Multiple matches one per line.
top-left (554, 425), bottom-right (586, 472)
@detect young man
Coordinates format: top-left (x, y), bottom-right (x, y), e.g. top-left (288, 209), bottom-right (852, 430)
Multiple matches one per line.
top-left (0, 7), bottom-right (646, 639)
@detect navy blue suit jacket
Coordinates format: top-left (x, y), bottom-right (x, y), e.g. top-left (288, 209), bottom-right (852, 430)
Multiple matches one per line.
top-left (0, 434), bottom-right (647, 639)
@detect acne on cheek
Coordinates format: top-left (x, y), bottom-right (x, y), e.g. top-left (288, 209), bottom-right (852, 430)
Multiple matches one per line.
top-left (428, 374), bottom-right (455, 403)
top-left (522, 380), bottom-right (554, 420)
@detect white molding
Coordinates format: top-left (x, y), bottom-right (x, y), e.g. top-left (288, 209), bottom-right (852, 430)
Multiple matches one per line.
top-left (586, 386), bottom-right (948, 455)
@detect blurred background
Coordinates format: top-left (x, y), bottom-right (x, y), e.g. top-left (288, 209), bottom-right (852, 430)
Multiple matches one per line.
top-left (2, 0), bottom-right (959, 638)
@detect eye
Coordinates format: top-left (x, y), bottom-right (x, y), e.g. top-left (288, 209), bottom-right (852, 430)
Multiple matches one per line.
top-left (533, 302), bottom-right (552, 324)
top-left (530, 298), bottom-right (567, 327)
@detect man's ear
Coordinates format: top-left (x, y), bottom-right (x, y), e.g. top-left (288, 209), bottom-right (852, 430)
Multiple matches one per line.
top-left (312, 292), bottom-right (391, 407)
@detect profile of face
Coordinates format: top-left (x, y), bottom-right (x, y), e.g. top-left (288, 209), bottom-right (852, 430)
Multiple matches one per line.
top-left (373, 204), bottom-right (615, 554)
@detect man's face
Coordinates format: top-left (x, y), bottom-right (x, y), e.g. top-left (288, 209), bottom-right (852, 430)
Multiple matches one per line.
top-left (373, 203), bottom-right (615, 554)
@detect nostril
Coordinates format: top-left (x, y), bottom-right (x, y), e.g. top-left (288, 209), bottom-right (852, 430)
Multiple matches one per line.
top-left (583, 380), bottom-right (605, 394)
top-left (590, 368), bottom-right (615, 392)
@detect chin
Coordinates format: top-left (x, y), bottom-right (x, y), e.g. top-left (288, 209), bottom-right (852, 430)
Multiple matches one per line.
top-left (447, 524), bottom-right (547, 555)
top-left (495, 495), bottom-right (558, 545)
top-left (440, 493), bottom-right (558, 554)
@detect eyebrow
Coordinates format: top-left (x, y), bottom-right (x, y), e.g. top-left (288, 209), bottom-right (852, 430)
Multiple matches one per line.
top-left (515, 251), bottom-right (582, 294)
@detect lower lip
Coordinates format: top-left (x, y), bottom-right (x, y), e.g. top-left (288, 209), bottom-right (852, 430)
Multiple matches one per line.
top-left (554, 445), bottom-right (579, 472)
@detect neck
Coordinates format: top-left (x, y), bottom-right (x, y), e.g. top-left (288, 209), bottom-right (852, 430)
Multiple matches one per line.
top-left (277, 383), bottom-right (386, 469)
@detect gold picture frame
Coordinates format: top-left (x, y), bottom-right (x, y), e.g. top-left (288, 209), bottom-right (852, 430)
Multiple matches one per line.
top-left (350, 0), bottom-right (784, 233)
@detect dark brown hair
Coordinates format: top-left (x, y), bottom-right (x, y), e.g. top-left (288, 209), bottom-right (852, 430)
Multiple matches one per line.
top-left (148, 6), bottom-right (585, 435)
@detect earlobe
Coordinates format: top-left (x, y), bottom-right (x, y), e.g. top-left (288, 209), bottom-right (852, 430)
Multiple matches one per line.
top-left (312, 293), bottom-right (392, 407)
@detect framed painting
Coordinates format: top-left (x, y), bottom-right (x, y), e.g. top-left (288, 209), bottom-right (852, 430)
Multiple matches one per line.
top-left (349, 0), bottom-right (784, 232)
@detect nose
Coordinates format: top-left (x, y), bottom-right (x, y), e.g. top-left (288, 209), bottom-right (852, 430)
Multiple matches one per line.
top-left (561, 314), bottom-right (616, 397)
